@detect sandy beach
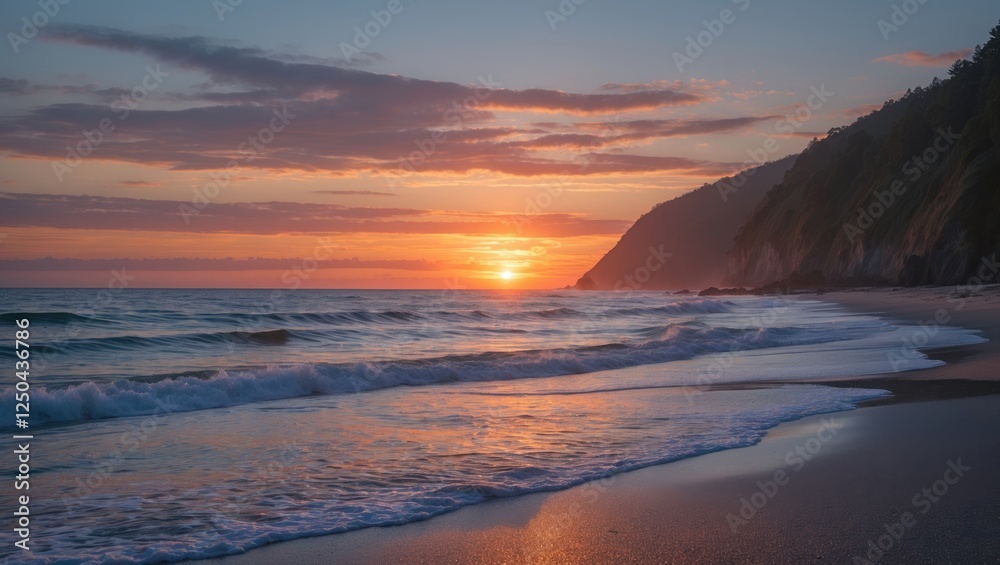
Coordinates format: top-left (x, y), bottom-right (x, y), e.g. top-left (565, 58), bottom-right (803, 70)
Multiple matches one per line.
top-left (820, 285), bottom-right (1000, 381)
top-left (200, 285), bottom-right (1000, 564)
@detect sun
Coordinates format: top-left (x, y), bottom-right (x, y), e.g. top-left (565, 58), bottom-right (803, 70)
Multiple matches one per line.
top-left (500, 270), bottom-right (513, 281)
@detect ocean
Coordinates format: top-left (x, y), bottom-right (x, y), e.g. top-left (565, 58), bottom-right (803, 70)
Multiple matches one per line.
top-left (0, 289), bottom-right (986, 563)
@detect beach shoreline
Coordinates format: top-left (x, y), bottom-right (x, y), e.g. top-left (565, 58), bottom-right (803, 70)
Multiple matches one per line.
top-left (200, 286), bottom-right (1000, 564)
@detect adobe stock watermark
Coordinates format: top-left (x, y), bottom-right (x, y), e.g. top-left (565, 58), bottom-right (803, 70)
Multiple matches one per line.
top-left (180, 104), bottom-right (296, 223)
top-left (52, 65), bottom-right (170, 181)
top-left (61, 395), bottom-right (174, 512)
top-left (682, 293), bottom-right (794, 402)
top-left (725, 416), bottom-right (843, 532)
top-left (852, 458), bottom-right (970, 564)
top-left (513, 115), bottom-right (623, 234)
top-left (207, 441), bottom-right (304, 537)
top-left (212, 0), bottom-right (244, 22)
top-left (511, 178), bottom-right (565, 235)
top-left (382, 74), bottom-right (499, 190)
top-left (521, 472), bottom-right (617, 561)
top-left (673, 0), bottom-right (751, 73)
top-left (7, 0), bottom-right (71, 54)
top-left (340, 0), bottom-right (413, 63)
top-left (612, 245), bottom-right (673, 290)
top-left (544, 0), bottom-right (587, 31)
top-left (718, 84), bottom-right (834, 202)
top-left (342, 275), bottom-right (469, 395)
top-left (230, 236), bottom-right (341, 346)
top-left (842, 127), bottom-right (958, 242)
top-left (877, 0), bottom-right (930, 41)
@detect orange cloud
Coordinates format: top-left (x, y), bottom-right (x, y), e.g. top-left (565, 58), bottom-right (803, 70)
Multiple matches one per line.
top-left (115, 180), bottom-right (163, 188)
top-left (872, 49), bottom-right (972, 67)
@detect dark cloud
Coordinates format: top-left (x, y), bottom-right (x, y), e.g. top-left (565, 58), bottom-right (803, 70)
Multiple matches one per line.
top-left (0, 257), bottom-right (449, 272)
top-left (268, 49), bottom-right (386, 68)
top-left (0, 26), bottom-right (757, 178)
top-left (313, 190), bottom-right (396, 197)
top-left (43, 25), bottom-right (700, 114)
top-left (513, 117), bottom-right (776, 149)
top-left (109, 180), bottom-right (164, 188)
top-left (0, 192), bottom-right (630, 237)
top-left (0, 77), bottom-right (99, 96)
top-left (565, 116), bottom-right (776, 136)
top-left (512, 133), bottom-right (605, 150)
top-left (0, 78), bottom-right (31, 94)
top-left (0, 98), bottom-right (733, 177)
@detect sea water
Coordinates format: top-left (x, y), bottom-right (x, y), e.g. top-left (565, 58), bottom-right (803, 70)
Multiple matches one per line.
top-left (0, 289), bottom-right (985, 563)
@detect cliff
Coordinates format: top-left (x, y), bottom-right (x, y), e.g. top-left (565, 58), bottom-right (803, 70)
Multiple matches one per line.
top-left (574, 155), bottom-right (796, 290)
top-left (725, 23), bottom-right (1000, 287)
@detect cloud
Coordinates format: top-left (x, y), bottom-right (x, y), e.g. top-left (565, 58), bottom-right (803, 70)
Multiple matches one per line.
top-left (516, 116), bottom-right (776, 149)
top-left (598, 78), bottom-right (728, 94)
top-left (269, 48), bottom-right (387, 68)
top-left (313, 190), bottom-right (396, 197)
top-left (0, 257), bottom-right (449, 272)
top-left (115, 180), bottom-right (163, 188)
top-left (511, 133), bottom-right (605, 150)
top-left (43, 25), bottom-right (701, 114)
top-left (0, 26), bottom-right (741, 178)
top-left (569, 116), bottom-right (775, 136)
top-left (727, 89), bottom-right (762, 101)
top-left (0, 77), bottom-right (99, 96)
top-left (872, 49), bottom-right (972, 67)
top-left (0, 97), bottom-right (732, 177)
top-left (0, 192), bottom-right (630, 237)
top-left (0, 78), bottom-right (32, 94)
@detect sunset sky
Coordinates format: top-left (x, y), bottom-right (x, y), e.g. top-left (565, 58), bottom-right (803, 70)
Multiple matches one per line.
top-left (1, 0), bottom-right (995, 288)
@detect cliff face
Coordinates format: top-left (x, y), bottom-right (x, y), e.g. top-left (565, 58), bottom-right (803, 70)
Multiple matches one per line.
top-left (575, 156), bottom-right (796, 290)
top-left (725, 24), bottom-right (1000, 287)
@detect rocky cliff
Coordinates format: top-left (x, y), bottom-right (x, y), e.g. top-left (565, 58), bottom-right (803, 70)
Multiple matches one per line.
top-left (574, 155), bottom-right (796, 290)
top-left (725, 23), bottom-right (1000, 287)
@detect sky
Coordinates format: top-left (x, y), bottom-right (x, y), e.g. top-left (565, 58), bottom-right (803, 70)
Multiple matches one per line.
top-left (0, 0), bottom-right (996, 289)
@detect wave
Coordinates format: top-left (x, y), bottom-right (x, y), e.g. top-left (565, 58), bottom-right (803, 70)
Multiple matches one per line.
top-left (496, 300), bottom-right (730, 321)
top-left (25, 383), bottom-right (889, 564)
top-left (227, 310), bottom-right (427, 326)
top-left (28, 323), bottom-right (543, 355)
top-left (99, 298), bottom-right (731, 328)
top-left (229, 329), bottom-right (291, 345)
top-left (446, 326), bottom-right (529, 335)
top-left (0, 320), bottom-right (892, 427)
top-left (29, 328), bottom-right (296, 355)
top-left (0, 311), bottom-right (110, 325)
top-left (637, 299), bottom-right (734, 315)
top-left (526, 307), bottom-right (584, 319)
top-left (14, 299), bottom-right (737, 356)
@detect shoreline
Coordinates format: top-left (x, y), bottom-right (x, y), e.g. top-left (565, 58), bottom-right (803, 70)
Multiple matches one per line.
top-left (200, 286), bottom-right (1000, 564)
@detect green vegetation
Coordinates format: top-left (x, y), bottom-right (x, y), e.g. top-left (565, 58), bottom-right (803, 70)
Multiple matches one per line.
top-left (726, 20), bottom-right (1000, 287)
